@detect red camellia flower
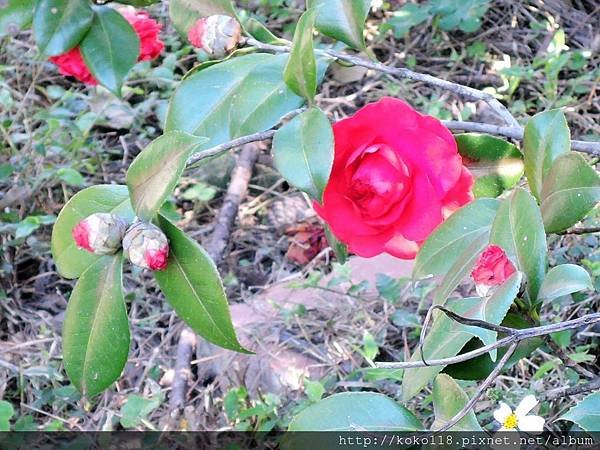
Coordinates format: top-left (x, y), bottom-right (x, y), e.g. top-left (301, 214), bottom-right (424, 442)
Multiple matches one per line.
top-left (122, 222), bottom-right (169, 271)
top-left (49, 7), bottom-right (163, 85)
top-left (471, 245), bottom-right (517, 288)
top-left (314, 97), bottom-right (473, 259)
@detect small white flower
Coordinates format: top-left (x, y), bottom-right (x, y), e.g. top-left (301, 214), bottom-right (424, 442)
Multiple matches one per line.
top-left (493, 395), bottom-right (545, 433)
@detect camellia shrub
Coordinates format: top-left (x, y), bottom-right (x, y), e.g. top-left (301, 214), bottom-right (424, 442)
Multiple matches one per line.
top-left (4, 0), bottom-right (599, 433)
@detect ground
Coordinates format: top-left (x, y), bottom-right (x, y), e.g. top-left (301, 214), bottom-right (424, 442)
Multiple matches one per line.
top-left (1, 0), bottom-right (599, 431)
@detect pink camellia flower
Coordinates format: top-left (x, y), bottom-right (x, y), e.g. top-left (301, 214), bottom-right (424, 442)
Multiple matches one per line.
top-left (72, 213), bottom-right (129, 255)
top-left (187, 15), bottom-right (242, 59)
top-left (122, 222), bottom-right (169, 271)
top-left (118, 6), bottom-right (164, 61)
top-left (49, 7), bottom-right (163, 85)
top-left (471, 245), bottom-right (517, 294)
top-left (313, 97), bottom-right (474, 259)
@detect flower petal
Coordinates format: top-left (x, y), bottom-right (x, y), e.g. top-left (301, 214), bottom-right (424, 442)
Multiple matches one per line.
top-left (515, 395), bottom-right (539, 418)
top-left (518, 415), bottom-right (545, 433)
top-left (493, 403), bottom-right (513, 424)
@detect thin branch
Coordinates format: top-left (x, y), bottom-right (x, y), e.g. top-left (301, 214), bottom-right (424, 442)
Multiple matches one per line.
top-left (558, 226), bottom-right (600, 235)
top-left (434, 342), bottom-right (518, 433)
top-left (375, 312), bottom-right (600, 369)
top-left (542, 377), bottom-right (600, 401)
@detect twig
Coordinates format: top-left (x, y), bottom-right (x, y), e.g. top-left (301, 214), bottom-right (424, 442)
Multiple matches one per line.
top-left (168, 143), bottom-right (260, 424)
top-left (375, 312), bottom-right (600, 369)
top-left (542, 377), bottom-right (600, 401)
top-left (434, 342), bottom-right (518, 432)
top-left (558, 226), bottom-right (600, 235)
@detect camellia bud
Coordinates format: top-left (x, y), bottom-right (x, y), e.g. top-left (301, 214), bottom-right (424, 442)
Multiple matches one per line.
top-left (187, 15), bottom-right (242, 59)
top-left (471, 245), bottom-right (517, 297)
top-left (122, 222), bottom-right (169, 271)
top-left (72, 213), bottom-right (129, 255)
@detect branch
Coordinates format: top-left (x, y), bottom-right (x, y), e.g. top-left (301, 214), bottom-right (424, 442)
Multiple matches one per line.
top-left (375, 312), bottom-right (600, 369)
top-left (542, 377), bottom-right (600, 401)
top-left (558, 226), bottom-right (600, 235)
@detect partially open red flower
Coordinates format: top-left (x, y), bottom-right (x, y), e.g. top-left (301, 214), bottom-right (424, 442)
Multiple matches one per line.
top-left (313, 97), bottom-right (473, 259)
top-left (49, 7), bottom-right (163, 85)
top-left (471, 245), bottom-right (517, 287)
top-left (72, 213), bottom-right (128, 255)
top-left (122, 222), bottom-right (169, 271)
top-left (187, 15), bottom-right (242, 59)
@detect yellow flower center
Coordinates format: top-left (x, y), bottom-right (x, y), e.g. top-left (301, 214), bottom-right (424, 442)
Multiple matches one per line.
top-left (503, 414), bottom-right (518, 429)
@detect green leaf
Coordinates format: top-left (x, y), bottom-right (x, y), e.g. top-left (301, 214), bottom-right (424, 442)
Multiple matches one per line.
top-left (304, 380), bottom-right (325, 403)
top-left (63, 254), bottom-right (130, 397)
top-left (245, 18), bottom-right (286, 45)
top-left (432, 374), bottom-right (483, 432)
top-left (413, 198), bottom-right (500, 279)
top-left (288, 392), bottom-right (422, 431)
top-left (307, 0), bottom-right (370, 51)
top-left (489, 188), bottom-right (547, 303)
top-left (51, 185), bottom-right (134, 279)
top-left (384, 3), bottom-right (430, 37)
top-left (120, 394), bottom-right (161, 428)
top-left (0, 400), bottom-right (14, 431)
top-left (126, 131), bottom-right (208, 222)
top-left (56, 167), bottom-right (86, 186)
top-left (272, 108), bottom-right (333, 201)
top-left (324, 224), bottom-right (348, 264)
top-left (33, 0), bottom-right (94, 56)
top-left (537, 264), bottom-right (593, 301)
top-left (154, 215), bottom-right (249, 353)
top-left (540, 153), bottom-right (600, 233)
top-left (559, 391), bottom-right (600, 432)
top-left (455, 133), bottom-right (523, 198)
top-left (0, 0), bottom-right (35, 38)
top-left (166, 53), bottom-right (305, 147)
top-left (523, 109), bottom-right (570, 201)
top-left (402, 273), bottom-right (521, 401)
top-left (169, 0), bottom-right (237, 36)
top-left (283, 9), bottom-right (317, 102)
top-left (80, 6), bottom-right (140, 96)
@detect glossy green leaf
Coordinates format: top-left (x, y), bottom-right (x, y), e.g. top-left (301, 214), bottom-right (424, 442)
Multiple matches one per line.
top-left (402, 273), bottom-right (521, 402)
top-left (166, 53), bottom-right (303, 147)
top-left (154, 216), bottom-right (249, 353)
top-left (414, 198), bottom-right (500, 279)
top-left (537, 264), bottom-right (593, 301)
top-left (523, 109), bottom-right (570, 201)
top-left (455, 133), bottom-right (523, 198)
top-left (283, 9), bottom-right (317, 101)
top-left (0, 0), bottom-right (35, 37)
top-left (63, 255), bottom-right (130, 397)
top-left (540, 153), bottom-right (600, 233)
top-left (288, 392), bottom-right (422, 431)
top-left (432, 374), bottom-right (483, 432)
top-left (0, 400), bottom-right (14, 431)
top-left (126, 132), bottom-right (208, 222)
top-left (307, 0), bottom-right (370, 50)
top-left (33, 0), bottom-right (94, 56)
top-left (489, 188), bottom-right (547, 303)
top-left (245, 18), bottom-right (286, 45)
top-left (559, 391), bottom-right (600, 432)
top-left (80, 6), bottom-right (140, 96)
top-left (272, 108), bottom-right (333, 200)
top-left (51, 185), bottom-right (134, 279)
top-left (169, 0), bottom-right (237, 36)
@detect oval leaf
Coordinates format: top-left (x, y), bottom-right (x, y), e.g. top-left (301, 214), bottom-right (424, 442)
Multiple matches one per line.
top-left (523, 109), bottom-right (570, 201)
top-left (33, 0), bottom-right (94, 56)
top-left (402, 273), bottom-right (521, 402)
top-left (126, 131), bottom-right (208, 222)
top-left (455, 133), bottom-right (523, 198)
top-left (166, 53), bottom-right (303, 147)
top-left (283, 9), bottom-right (317, 101)
top-left (245, 18), bottom-right (286, 45)
top-left (559, 391), bottom-right (600, 432)
top-left (169, 0), bottom-right (237, 36)
top-left (0, 0), bottom-right (35, 38)
top-left (307, 0), bottom-right (370, 51)
top-left (272, 107), bottom-right (333, 201)
top-left (540, 152), bottom-right (600, 233)
top-left (414, 198), bottom-right (500, 279)
top-left (51, 185), bottom-right (134, 279)
top-left (432, 374), bottom-right (483, 432)
top-left (80, 6), bottom-right (140, 96)
top-left (288, 392), bottom-right (422, 431)
top-left (537, 264), bottom-right (593, 301)
top-left (63, 254), bottom-right (130, 397)
top-left (489, 188), bottom-right (547, 303)
top-left (154, 216), bottom-right (249, 353)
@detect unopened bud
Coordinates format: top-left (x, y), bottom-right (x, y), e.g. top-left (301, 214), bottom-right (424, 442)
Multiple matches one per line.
top-left (72, 213), bottom-right (128, 255)
top-left (122, 222), bottom-right (169, 271)
top-left (187, 15), bottom-right (242, 59)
